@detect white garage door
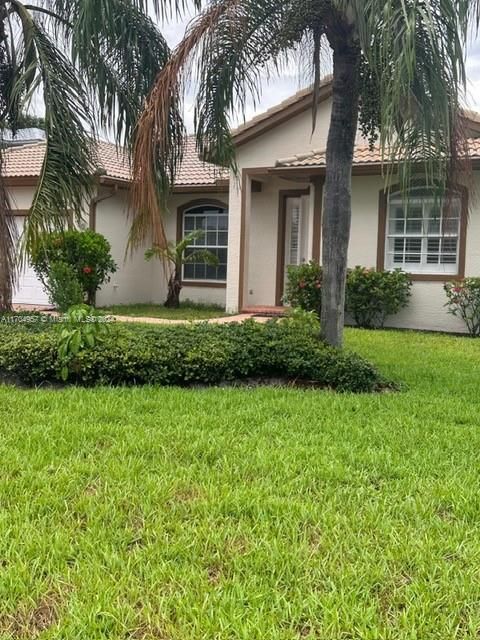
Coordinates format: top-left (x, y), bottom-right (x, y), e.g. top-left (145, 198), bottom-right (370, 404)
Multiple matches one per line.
top-left (12, 216), bottom-right (50, 306)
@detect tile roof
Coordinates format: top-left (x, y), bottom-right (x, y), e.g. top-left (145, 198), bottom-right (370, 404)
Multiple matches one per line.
top-left (276, 139), bottom-right (480, 168)
top-left (1, 136), bottom-right (229, 187)
top-left (176, 137), bottom-right (229, 186)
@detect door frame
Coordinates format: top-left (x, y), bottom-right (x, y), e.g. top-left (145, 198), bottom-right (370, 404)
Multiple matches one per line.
top-left (275, 189), bottom-right (310, 306)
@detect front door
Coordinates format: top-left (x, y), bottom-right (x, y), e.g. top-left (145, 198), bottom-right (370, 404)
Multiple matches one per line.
top-left (280, 195), bottom-right (310, 302)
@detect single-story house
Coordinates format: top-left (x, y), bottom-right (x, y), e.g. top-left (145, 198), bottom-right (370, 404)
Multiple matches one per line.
top-left (6, 78), bottom-right (480, 333)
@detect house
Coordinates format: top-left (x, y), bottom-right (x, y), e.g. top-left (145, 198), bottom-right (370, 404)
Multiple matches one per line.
top-left (6, 79), bottom-right (480, 333)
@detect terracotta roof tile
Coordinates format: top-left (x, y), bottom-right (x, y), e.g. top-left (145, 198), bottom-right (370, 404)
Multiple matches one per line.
top-left (1, 136), bottom-right (229, 187)
top-left (176, 137), bottom-right (229, 186)
top-left (276, 139), bottom-right (480, 168)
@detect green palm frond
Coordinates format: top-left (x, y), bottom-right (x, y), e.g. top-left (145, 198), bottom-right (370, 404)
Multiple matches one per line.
top-left (40, 0), bottom-right (201, 22)
top-left (145, 230), bottom-right (219, 269)
top-left (10, 4), bottom-right (97, 254)
top-left (66, 0), bottom-right (172, 149)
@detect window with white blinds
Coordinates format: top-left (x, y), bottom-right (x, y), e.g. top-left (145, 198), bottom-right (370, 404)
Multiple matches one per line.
top-left (182, 204), bottom-right (228, 282)
top-left (386, 188), bottom-right (461, 275)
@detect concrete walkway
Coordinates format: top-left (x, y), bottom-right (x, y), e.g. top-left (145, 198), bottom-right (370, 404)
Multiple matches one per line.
top-left (111, 313), bottom-right (270, 325)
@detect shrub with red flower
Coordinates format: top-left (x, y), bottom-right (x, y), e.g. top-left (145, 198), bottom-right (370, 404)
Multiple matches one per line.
top-left (83, 266), bottom-right (93, 275)
top-left (284, 262), bottom-right (323, 318)
top-left (445, 278), bottom-right (480, 336)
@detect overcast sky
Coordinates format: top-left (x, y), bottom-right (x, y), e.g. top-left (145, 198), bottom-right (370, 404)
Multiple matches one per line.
top-left (160, 12), bottom-right (480, 132)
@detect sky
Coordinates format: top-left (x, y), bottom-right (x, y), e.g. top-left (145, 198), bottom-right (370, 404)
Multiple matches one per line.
top-left (160, 11), bottom-right (480, 132)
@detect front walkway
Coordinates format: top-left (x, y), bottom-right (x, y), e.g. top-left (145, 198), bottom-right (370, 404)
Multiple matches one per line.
top-left (111, 313), bottom-right (271, 325)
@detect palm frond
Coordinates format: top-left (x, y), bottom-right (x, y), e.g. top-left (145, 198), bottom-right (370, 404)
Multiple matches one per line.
top-left (131, 0), bottom-right (239, 253)
top-left (10, 5), bottom-right (97, 254)
top-left (39, 0), bottom-right (202, 23)
top-left (65, 0), bottom-right (172, 150)
top-left (349, 0), bottom-right (480, 190)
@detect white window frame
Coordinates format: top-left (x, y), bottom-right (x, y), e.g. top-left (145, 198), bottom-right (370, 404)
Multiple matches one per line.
top-left (385, 187), bottom-right (462, 276)
top-left (182, 203), bottom-right (228, 283)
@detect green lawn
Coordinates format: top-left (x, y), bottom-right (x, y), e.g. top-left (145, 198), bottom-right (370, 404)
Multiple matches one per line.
top-left (99, 302), bottom-right (230, 321)
top-left (1, 329), bottom-right (480, 638)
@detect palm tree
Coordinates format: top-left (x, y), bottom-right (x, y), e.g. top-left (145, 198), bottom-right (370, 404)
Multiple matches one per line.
top-left (146, 230), bottom-right (219, 308)
top-left (132, 0), bottom-right (480, 347)
top-left (0, 0), bottom-right (174, 311)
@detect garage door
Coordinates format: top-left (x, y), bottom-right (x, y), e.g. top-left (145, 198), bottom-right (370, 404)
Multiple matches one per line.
top-left (12, 216), bottom-right (50, 306)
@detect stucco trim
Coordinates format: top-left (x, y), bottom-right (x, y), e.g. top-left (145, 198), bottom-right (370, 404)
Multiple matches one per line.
top-left (377, 183), bottom-right (468, 282)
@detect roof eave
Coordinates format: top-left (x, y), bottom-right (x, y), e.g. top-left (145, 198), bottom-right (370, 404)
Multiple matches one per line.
top-left (232, 82), bottom-right (333, 147)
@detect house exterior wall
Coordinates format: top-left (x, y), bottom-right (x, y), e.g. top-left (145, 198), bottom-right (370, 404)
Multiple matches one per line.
top-left (246, 177), bottom-right (310, 307)
top-left (95, 189), bottom-right (229, 308)
top-left (9, 184), bottom-right (228, 309)
top-left (95, 189), bottom-right (154, 307)
top-left (229, 97), bottom-right (480, 333)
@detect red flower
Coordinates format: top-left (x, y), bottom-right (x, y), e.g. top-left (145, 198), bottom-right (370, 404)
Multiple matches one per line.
top-left (83, 266), bottom-right (93, 275)
top-left (299, 281), bottom-right (306, 289)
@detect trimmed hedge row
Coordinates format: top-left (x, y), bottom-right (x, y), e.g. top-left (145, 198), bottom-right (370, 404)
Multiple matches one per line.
top-left (0, 318), bottom-right (390, 392)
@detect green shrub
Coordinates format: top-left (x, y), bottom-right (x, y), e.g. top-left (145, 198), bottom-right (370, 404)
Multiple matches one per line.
top-left (31, 230), bottom-right (116, 306)
top-left (285, 262), bottom-right (412, 329)
top-left (0, 319), bottom-right (390, 393)
top-left (284, 261), bottom-right (323, 318)
top-left (444, 278), bottom-right (480, 336)
top-left (346, 267), bottom-right (412, 329)
top-left (46, 261), bottom-right (84, 311)
top-left (57, 305), bottom-right (111, 380)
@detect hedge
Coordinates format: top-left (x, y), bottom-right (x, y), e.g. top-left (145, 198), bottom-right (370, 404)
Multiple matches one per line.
top-left (0, 317), bottom-right (391, 393)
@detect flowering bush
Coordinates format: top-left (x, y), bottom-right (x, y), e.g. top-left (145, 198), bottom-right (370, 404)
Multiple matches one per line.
top-left (444, 278), bottom-right (480, 336)
top-left (286, 262), bottom-right (411, 329)
top-left (31, 230), bottom-right (116, 307)
top-left (346, 267), bottom-right (412, 329)
top-left (284, 261), bottom-right (323, 318)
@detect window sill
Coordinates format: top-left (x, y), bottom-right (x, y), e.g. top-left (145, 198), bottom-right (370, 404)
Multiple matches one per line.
top-left (408, 273), bottom-right (462, 282)
top-left (181, 281), bottom-right (227, 289)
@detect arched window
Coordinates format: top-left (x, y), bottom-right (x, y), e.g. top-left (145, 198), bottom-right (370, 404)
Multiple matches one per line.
top-left (181, 202), bottom-right (228, 282)
top-left (385, 187), bottom-right (462, 275)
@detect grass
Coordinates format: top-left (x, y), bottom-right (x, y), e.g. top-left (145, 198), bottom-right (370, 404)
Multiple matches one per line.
top-left (99, 301), bottom-right (230, 321)
top-left (1, 328), bottom-right (480, 638)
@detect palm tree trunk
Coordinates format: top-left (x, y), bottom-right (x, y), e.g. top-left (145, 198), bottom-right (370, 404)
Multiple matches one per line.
top-left (165, 270), bottom-right (182, 308)
top-left (0, 14), bottom-right (15, 313)
top-left (320, 43), bottom-right (360, 347)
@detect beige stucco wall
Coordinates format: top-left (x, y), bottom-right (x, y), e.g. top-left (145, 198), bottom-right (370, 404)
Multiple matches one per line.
top-left (97, 189), bottom-right (229, 308)
top-left (95, 189), bottom-right (153, 307)
top-left (9, 184), bottom-right (228, 309)
top-left (228, 96), bottom-right (480, 333)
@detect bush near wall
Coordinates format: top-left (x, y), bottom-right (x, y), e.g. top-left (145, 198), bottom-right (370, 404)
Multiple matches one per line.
top-left (285, 262), bottom-right (323, 318)
top-left (0, 317), bottom-right (390, 393)
top-left (30, 230), bottom-right (117, 309)
top-left (285, 263), bottom-right (412, 328)
top-left (445, 278), bottom-right (480, 337)
top-left (346, 267), bottom-right (412, 329)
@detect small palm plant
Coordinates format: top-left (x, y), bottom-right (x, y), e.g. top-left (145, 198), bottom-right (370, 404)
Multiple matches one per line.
top-left (146, 231), bottom-right (218, 308)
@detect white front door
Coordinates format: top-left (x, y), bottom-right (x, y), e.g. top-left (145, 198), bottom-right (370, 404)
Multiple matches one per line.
top-left (284, 195), bottom-right (310, 292)
top-left (12, 216), bottom-right (50, 306)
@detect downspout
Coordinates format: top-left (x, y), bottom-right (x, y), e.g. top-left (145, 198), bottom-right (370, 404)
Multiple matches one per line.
top-left (88, 174), bottom-right (118, 306)
top-left (89, 173), bottom-right (118, 232)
